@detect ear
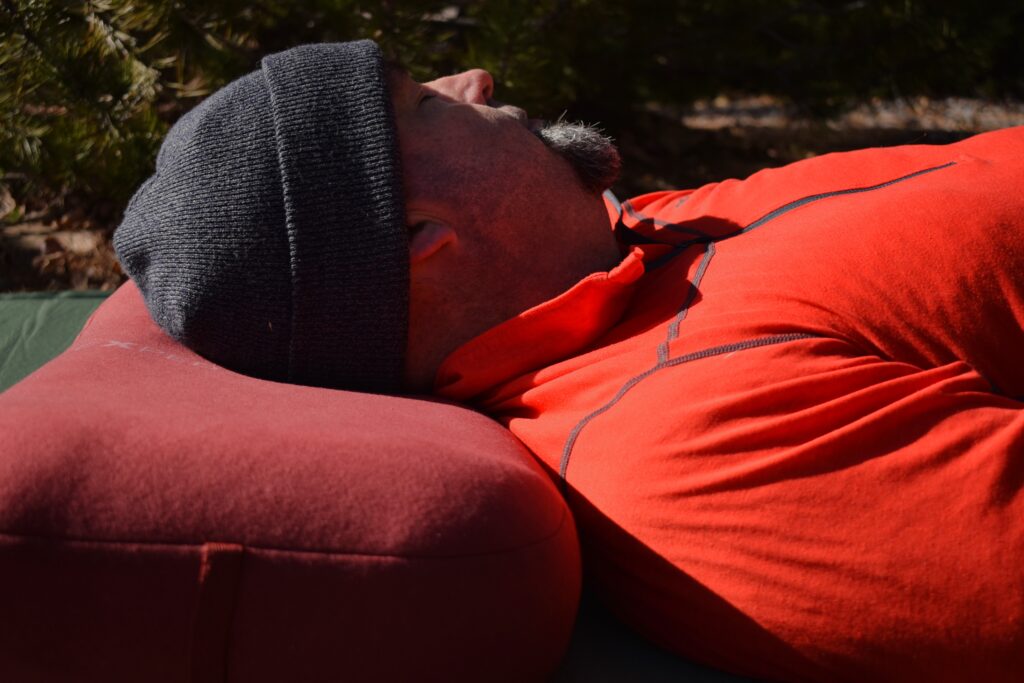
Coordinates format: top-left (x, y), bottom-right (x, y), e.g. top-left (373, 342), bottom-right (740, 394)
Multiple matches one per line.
top-left (408, 219), bottom-right (456, 265)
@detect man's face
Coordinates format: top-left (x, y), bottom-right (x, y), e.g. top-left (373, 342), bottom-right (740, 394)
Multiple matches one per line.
top-left (386, 66), bottom-right (622, 391)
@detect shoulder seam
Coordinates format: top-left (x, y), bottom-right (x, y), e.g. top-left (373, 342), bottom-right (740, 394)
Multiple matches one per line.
top-left (560, 161), bottom-right (960, 483)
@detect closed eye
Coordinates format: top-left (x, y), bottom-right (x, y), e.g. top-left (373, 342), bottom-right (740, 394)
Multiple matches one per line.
top-left (417, 92), bottom-right (437, 107)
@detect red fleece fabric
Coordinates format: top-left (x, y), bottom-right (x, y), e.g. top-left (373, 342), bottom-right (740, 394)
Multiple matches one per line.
top-left (437, 127), bottom-right (1024, 682)
top-left (0, 282), bottom-right (581, 682)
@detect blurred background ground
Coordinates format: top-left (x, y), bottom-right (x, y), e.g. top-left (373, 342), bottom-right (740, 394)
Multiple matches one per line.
top-left (614, 94), bottom-right (1024, 197)
top-left (3, 0), bottom-right (1023, 292)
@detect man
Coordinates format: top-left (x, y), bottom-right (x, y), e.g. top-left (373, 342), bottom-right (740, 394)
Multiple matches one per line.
top-left (115, 41), bottom-right (1024, 681)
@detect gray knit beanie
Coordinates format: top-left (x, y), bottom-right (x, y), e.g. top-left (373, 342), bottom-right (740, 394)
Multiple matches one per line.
top-left (114, 41), bottom-right (407, 393)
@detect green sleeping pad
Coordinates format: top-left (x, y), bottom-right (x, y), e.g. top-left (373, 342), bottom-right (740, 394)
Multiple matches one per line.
top-left (0, 290), bottom-right (110, 393)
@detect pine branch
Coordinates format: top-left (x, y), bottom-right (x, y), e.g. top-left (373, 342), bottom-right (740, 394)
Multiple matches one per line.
top-left (1, 0), bottom-right (129, 143)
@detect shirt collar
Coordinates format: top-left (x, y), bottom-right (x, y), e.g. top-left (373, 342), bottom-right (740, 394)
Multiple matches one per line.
top-left (433, 245), bottom-right (646, 402)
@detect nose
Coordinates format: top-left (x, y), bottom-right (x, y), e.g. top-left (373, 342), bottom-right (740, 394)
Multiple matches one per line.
top-left (425, 68), bottom-right (494, 105)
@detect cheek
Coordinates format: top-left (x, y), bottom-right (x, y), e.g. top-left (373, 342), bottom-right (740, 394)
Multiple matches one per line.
top-left (403, 119), bottom-right (560, 211)
top-left (402, 115), bottom-right (588, 287)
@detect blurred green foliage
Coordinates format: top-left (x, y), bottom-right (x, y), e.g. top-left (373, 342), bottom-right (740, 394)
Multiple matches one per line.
top-left (1, 0), bottom-right (1022, 212)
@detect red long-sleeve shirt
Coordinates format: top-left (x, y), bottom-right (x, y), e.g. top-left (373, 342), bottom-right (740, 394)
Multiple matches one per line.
top-left (436, 127), bottom-right (1024, 682)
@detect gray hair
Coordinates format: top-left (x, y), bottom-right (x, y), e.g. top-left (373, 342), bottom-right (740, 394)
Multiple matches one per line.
top-left (535, 120), bottom-right (622, 194)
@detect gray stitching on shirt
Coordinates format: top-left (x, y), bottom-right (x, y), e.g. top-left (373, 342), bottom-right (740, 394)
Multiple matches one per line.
top-left (559, 333), bottom-right (816, 483)
top-left (559, 161), bottom-right (959, 483)
top-left (657, 241), bottom-right (716, 364)
top-left (637, 161), bottom-right (959, 250)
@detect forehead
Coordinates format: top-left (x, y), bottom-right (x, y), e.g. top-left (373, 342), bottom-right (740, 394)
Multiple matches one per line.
top-left (384, 61), bottom-right (409, 82)
top-left (384, 62), bottom-right (416, 97)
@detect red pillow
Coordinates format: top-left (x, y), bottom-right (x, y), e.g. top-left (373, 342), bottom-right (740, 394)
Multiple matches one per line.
top-left (0, 282), bottom-right (580, 682)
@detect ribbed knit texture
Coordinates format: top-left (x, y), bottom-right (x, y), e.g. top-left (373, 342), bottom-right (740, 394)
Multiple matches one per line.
top-left (114, 41), bottom-right (408, 393)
